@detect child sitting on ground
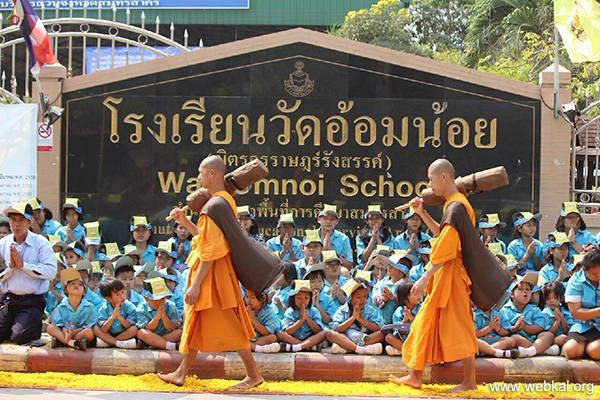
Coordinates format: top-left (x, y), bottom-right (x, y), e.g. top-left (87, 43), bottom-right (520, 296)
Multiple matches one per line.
top-left (277, 280), bottom-right (327, 352)
top-left (327, 279), bottom-right (384, 355)
top-left (539, 232), bottom-right (570, 286)
top-left (322, 250), bottom-right (349, 308)
top-left (473, 300), bottom-right (518, 359)
top-left (136, 277), bottom-right (182, 350)
top-left (540, 281), bottom-right (573, 349)
top-left (304, 262), bottom-right (337, 327)
top-left (384, 281), bottom-right (422, 356)
top-left (47, 268), bottom-right (97, 350)
top-left (245, 288), bottom-right (281, 353)
top-left (94, 278), bottom-right (139, 349)
top-left (507, 212), bottom-right (544, 274)
top-left (373, 251), bottom-right (414, 325)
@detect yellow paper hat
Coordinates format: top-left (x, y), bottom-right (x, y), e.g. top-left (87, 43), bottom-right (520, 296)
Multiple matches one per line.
top-left (366, 205), bottom-right (383, 217)
top-left (27, 197), bottom-right (43, 210)
top-left (341, 279), bottom-right (367, 297)
top-left (84, 221), bottom-right (100, 239)
top-left (91, 261), bottom-right (102, 273)
top-left (487, 243), bottom-right (503, 255)
top-left (290, 280), bottom-right (312, 295)
top-left (236, 206), bottom-right (251, 217)
top-left (65, 198), bottom-right (79, 208)
top-left (142, 277), bottom-right (171, 300)
top-left (354, 269), bottom-right (372, 281)
top-left (130, 215), bottom-right (151, 231)
top-left (322, 250), bottom-right (340, 263)
top-left (103, 242), bottom-right (121, 259)
top-left (48, 234), bottom-right (61, 245)
top-left (561, 202), bottom-right (580, 216)
top-left (319, 204), bottom-right (338, 217)
top-left (278, 213), bottom-right (295, 227)
top-left (3, 202), bottom-right (32, 220)
top-left (304, 229), bottom-right (322, 245)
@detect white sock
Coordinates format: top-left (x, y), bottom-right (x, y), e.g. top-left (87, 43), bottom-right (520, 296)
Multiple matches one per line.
top-left (504, 350), bottom-right (512, 358)
top-left (165, 341), bottom-right (176, 350)
top-left (526, 347), bottom-right (537, 357)
top-left (494, 349), bottom-right (504, 358)
top-left (355, 346), bottom-right (366, 355)
top-left (115, 340), bottom-right (124, 348)
top-left (290, 344), bottom-right (302, 352)
top-left (255, 345), bottom-right (264, 353)
top-left (67, 339), bottom-right (76, 347)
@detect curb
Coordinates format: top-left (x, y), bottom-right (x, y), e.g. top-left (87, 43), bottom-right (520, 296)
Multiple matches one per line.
top-left (1, 344), bottom-right (599, 383)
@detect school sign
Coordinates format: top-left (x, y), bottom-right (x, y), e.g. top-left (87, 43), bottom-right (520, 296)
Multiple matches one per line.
top-left (60, 28), bottom-right (550, 245)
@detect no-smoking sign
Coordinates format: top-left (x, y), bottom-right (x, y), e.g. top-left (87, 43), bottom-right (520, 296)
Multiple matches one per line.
top-left (37, 123), bottom-right (53, 151)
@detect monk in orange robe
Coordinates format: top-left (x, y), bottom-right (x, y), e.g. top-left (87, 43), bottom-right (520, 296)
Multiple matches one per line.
top-left (392, 159), bottom-right (478, 393)
top-left (158, 155), bottom-right (263, 389)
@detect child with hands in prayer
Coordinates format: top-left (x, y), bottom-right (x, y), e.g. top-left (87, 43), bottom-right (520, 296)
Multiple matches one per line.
top-left (94, 278), bottom-right (138, 348)
top-left (245, 289), bottom-right (281, 353)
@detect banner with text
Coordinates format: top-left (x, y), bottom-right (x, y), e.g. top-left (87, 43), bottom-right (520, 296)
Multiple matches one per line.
top-left (0, 1), bottom-right (249, 10)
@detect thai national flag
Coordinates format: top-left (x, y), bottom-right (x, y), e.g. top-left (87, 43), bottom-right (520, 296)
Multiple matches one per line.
top-left (13, 0), bottom-right (58, 75)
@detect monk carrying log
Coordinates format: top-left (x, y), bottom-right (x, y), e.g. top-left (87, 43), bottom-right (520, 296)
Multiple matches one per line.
top-left (158, 155), bottom-right (263, 389)
top-left (392, 159), bottom-right (478, 393)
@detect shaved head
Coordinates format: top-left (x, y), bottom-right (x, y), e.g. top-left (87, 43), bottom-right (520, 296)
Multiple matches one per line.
top-left (201, 155), bottom-right (226, 176)
top-left (429, 158), bottom-right (455, 179)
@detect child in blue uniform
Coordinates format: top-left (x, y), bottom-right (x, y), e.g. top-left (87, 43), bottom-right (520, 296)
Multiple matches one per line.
top-left (500, 273), bottom-right (558, 357)
top-left (277, 280), bottom-right (327, 352)
top-left (245, 288), bottom-right (281, 353)
top-left (273, 260), bottom-right (297, 319)
top-left (267, 213), bottom-right (303, 261)
top-left (158, 268), bottom-right (184, 315)
top-left (304, 262), bottom-right (337, 327)
top-left (479, 213), bottom-right (507, 253)
top-left (294, 230), bottom-right (323, 279)
top-left (473, 302), bottom-right (517, 358)
top-left (55, 198), bottom-right (85, 243)
top-left (540, 281), bottom-right (573, 349)
top-left (322, 250), bottom-right (349, 308)
top-left (129, 215), bottom-right (156, 264)
top-left (564, 248), bottom-right (600, 360)
top-left (317, 204), bottom-right (353, 270)
top-left (62, 241), bottom-right (86, 267)
top-left (507, 211), bottom-right (544, 274)
top-left (394, 206), bottom-right (431, 259)
top-left (168, 218), bottom-right (193, 271)
top-left (409, 239), bottom-right (434, 282)
top-left (28, 197), bottom-right (61, 236)
top-left (555, 202), bottom-right (597, 258)
top-left (356, 205), bottom-right (395, 269)
top-left (136, 277), bottom-right (182, 350)
top-left (373, 251), bottom-right (414, 325)
top-left (539, 232), bottom-right (570, 286)
top-left (154, 241), bottom-right (185, 292)
top-left (74, 260), bottom-right (105, 310)
top-left (94, 278), bottom-right (138, 349)
top-left (115, 256), bottom-right (146, 308)
top-left (44, 253), bottom-right (66, 319)
top-left (47, 268), bottom-right (97, 350)
top-left (328, 279), bottom-right (383, 355)
top-left (384, 280), bottom-right (422, 356)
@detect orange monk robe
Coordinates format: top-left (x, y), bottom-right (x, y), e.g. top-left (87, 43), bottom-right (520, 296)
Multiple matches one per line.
top-left (401, 191), bottom-right (478, 371)
top-left (179, 191), bottom-right (254, 354)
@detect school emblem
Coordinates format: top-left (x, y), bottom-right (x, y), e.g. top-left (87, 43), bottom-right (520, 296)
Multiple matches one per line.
top-left (284, 61), bottom-right (314, 98)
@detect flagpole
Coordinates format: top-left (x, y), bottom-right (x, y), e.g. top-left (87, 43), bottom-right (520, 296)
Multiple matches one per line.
top-left (554, 25), bottom-right (559, 119)
top-left (33, 72), bottom-right (46, 115)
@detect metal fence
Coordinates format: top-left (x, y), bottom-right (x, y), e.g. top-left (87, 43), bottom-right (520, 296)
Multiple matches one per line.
top-left (0, 3), bottom-right (193, 100)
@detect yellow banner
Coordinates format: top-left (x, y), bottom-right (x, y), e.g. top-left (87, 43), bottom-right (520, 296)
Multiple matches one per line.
top-left (555, 0), bottom-right (600, 62)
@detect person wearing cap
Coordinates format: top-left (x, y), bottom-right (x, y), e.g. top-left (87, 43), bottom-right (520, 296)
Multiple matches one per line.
top-left (327, 279), bottom-right (384, 355)
top-left (160, 155), bottom-right (262, 389)
top-left (304, 262), bottom-right (337, 326)
top-left (317, 204), bottom-right (354, 270)
top-left (563, 248), bottom-right (600, 360)
top-left (168, 218), bottom-right (193, 270)
top-left (394, 206), bottom-right (432, 260)
top-left (385, 281), bottom-right (424, 356)
top-left (73, 260), bottom-right (105, 311)
top-left (539, 232), bottom-right (571, 286)
top-left (356, 205), bottom-right (395, 268)
top-left (392, 159), bottom-right (477, 392)
top-left (361, 246), bottom-right (391, 283)
top-left (266, 213), bottom-right (303, 262)
top-left (276, 280), bottom-right (327, 352)
top-left (321, 250), bottom-right (350, 308)
top-left (94, 277), bottom-right (139, 349)
top-left (47, 268), bottom-right (97, 350)
top-left (133, 261), bottom-right (156, 294)
top-left (115, 256), bottom-right (146, 308)
top-left (472, 300), bottom-right (518, 359)
top-left (122, 244), bottom-right (142, 266)
top-left (373, 252), bottom-right (414, 324)
top-left (158, 268), bottom-right (184, 315)
top-left (0, 203), bottom-right (56, 345)
top-left (62, 241), bottom-right (86, 268)
top-left (27, 198), bottom-right (61, 237)
top-left (499, 273), bottom-right (557, 358)
top-left (478, 213), bottom-right (507, 254)
top-left (44, 254), bottom-right (67, 320)
top-left (129, 215), bottom-right (157, 264)
top-left (55, 198), bottom-right (85, 243)
top-left (555, 202), bottom-right (598, 258)
top-left (237, 206), bottom-right (265, 244)
top-left (507, 211), bottom-right (544, 274)
top-left (295, 230), bottom-right (324, 279)
top-left (136, 277), bottom-right (182, 350)
top-left (154, 241), bottom-right (185, 293)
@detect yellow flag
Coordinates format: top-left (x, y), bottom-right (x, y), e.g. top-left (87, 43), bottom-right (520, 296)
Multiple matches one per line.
top-left (555, 0), bottom-right (600, 62)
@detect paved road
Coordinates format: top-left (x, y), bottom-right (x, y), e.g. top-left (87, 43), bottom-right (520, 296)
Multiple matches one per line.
top-left (0, 388), bottom-right (455, 400)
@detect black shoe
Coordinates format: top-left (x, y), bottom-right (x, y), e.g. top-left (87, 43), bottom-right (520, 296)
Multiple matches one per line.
top-left (279, 342), bottom-right (291, 352)
top-left (73, 338), bottom-right (87, 351)
top-left (50, 337), bottom-right (59, 349)
top-left (137, 340), bottom-right (149, 350)
top-left (508, 348), bottom-right (520, 359)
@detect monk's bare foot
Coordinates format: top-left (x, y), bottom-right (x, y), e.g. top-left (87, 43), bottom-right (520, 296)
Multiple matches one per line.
top-left (443, 382), bottom-right (477, 393)
top-left (228, 375), bottom-right (264, 390)
top-left (390, 374), bottom-right (422, 389)
top-left (157, 371), bottom-right (185, 387)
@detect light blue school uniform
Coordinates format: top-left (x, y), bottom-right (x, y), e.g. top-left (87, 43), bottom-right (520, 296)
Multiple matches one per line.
top-left (392, 302), bottom-right (422, 340)
top-left (128, 289), bottom-right (146, 308)
top-left (539, 263), bottom-right (561, 286)
top-left (322, 276), bottom-right (350, 309)
top-left (565, 269), bottom-right (600, 334)
top-left (317, 291), bottom-right (337, 327)
top-left (167, 237), bottom-right (192, 266)
top-left (141, 244), bottom-right (157, 264)
top-left (97, 300), bottom-right (137, 335)
top-left (282, 306), bottom-right (324, 340)
top-left (473, 307), bottom-right (510, 344)
top-left (319, 228), bottom-right (353, 263)
top-left (251, 304), bottom-right (281, 340)
top-left (331, 302), bottom-right (382, 345)
top-left (480, 237), bottom-right (507, 254)
top-left (542, 305), bottom-right (574, 336)
top-left (170, 288), bottom-right (185, 314)
top-left (568, 229), bottom-right (597, 259)
top-left (266, 236), bottom-right (304, 261)
top-left (409, 263), bottom-right (425, 282)
top-left (44, 282), bottom-right (64, 317)
top-left (274, 285), bottom-right (292, 319)
top-left (41, 219), bottom-right (62, 236)
top-left (136, 299), bottom-right (181, 335)
top-left (55, 224), bottom-right (85, 243)
top-left (84, 287), bottom-right (105, 310)
top-left (51, 297), bottom-right (97, 330)
top-left (393, 231), bottom-right (431, 259)
top-left (355, 231), bottom-right (395, 268)
top-left (373, 277), bottom-right (403, 325)
top-left (507, 237), bottom-right (545, 274)
top-left (294, 258), bottom-right (310, 279)
top-left (500, 300), bottom-right (551, 342)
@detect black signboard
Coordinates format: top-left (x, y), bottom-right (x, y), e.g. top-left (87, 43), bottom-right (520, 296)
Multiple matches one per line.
top-left (62, 41), bottom-right (540, 248)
